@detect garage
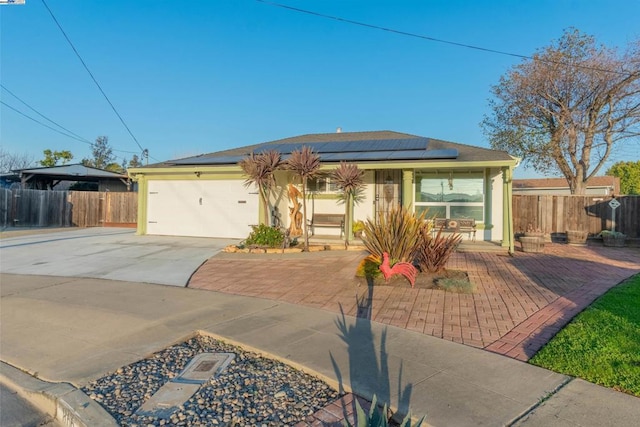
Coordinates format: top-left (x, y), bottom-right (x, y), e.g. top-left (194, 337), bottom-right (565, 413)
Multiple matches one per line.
top-left (146, 180), bottom-right (258, 238)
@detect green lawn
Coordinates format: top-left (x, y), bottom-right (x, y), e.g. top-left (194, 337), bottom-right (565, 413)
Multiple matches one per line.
top-left (530, 274), bottom-right (640, 397)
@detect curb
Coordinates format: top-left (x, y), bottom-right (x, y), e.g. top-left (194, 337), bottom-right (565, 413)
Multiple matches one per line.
top-left (0, 361), bottom-right (118, 427)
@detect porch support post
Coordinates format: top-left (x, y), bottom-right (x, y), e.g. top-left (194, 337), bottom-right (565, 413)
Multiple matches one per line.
top-left (501, 166), bottom-right (514, 254)
top-left (347, 195), bottom-right (354, 241)
top-left (135, 174), bottom-right (148, 235)
top-left (484, 168), bottom-right (492, 241)
top-left (402, 169), bottom-right (413, 211)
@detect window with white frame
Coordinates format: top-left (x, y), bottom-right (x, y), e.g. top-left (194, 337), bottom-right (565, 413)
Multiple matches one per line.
top-left (414, 171), bottom-right (485, 221)
top-left (306, 176), bottom-right (339, 193)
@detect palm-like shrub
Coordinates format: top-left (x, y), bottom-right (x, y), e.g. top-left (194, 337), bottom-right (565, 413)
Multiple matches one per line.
top-left (285, 146), bottom-right (321, 251)
top-left (362, 206), bottom-right (426, 263)
top-left (344, 394), bottom-right (425, 427)
top-left (332, 162), bottom-right (365, 247)
top-left (415, 226), bottom-right (462, 273)
top-left (238, 150), bottom-right (282, 225)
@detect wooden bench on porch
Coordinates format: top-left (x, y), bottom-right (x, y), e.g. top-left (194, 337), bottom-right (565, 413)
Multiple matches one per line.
top-left (308, 213), bottom-right (345, 237)
top-left (432, 218), bottom-right (477, 241)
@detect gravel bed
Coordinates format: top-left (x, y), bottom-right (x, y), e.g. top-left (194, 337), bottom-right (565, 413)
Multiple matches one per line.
top-left (82, 334), bottom-right (340, 426)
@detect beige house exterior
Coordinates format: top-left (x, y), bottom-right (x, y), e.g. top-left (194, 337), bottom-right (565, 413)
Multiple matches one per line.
top-left (129, 131), bottom-right (519, 252)
top-left (513, 176), bottom-right (620, 196)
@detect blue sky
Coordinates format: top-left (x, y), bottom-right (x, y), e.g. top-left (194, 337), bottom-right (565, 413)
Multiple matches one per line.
top-left (1, 0), bottom-right (639, 177)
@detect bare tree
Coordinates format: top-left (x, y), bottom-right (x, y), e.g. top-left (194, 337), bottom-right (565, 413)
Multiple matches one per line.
top-left (0, 148), bottom-right (35, 173)
top-left (285, 146), bottom-right (321, 251)
top-left (238, 150), bottom-right (282, 226)
top-left (483, 28), bottom-right (640, 194)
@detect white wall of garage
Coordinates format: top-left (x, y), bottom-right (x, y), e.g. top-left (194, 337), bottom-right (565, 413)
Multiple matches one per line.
top-left (146, 180), bottom-right (258, 238)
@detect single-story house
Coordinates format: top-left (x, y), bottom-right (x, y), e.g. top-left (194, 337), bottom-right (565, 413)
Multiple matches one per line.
top-left (14, 164), bottom-right (130, 192)
top-left (513, 176), bottom-right (620, 196)
top-left (129, 130), bottom-right (519, 251)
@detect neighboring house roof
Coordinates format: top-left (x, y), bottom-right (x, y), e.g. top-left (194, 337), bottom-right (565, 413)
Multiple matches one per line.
top-left (148, 130), bottom-right (514, 167)
top-left (14, 164), bottom-right (127, 180)
top-left (513, 176), bottom-right (620, 194)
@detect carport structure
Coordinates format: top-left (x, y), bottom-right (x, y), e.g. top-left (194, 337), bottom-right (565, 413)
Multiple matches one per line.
top-left (15, 164), bottom-right (130, 191)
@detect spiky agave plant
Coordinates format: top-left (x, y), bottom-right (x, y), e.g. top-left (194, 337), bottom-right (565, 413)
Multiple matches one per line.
top-left (343, 394), bottom-right (425, 427)
top-left (362, 206), bottom-right (426, 263)
top-left (285, 146), bottom-right (321, 251)
top-left (415, 225), bottom-right (462, 273)
top-left (332, 161), bottom-right (365, 247)
top-left (238, 150), bottom-right (282, 225)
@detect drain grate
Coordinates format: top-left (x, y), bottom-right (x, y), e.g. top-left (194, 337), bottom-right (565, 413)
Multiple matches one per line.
top-left (136, 352), bottom-right (235, 418)
top-left (174, 352), bottom-right (235, 384)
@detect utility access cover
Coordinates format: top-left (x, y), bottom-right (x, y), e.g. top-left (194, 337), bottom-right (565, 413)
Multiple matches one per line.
top-left (136, 352), bottom-right (235, 418)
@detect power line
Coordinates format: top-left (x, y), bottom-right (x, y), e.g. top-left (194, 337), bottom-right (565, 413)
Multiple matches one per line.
top-left (256, 0), bottom-right (634, 77)
top-left (1, 101), bottom-right (91, 144)
top-left (1, 84), bottom-right (92, 144)
top-left (40, 0), bottom-right (147, 154)
top-left (1, 101), bottom-right (139, 155)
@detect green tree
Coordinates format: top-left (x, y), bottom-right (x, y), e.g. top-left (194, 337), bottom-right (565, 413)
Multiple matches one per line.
top-left (606, 160), bottom-right (640, 195)
top-left (238, 150), bottom-right (282, 225)
top-left (40, 149), bottom-right (73, 167)
top-left (127, 154), bottom-right (143, 168)
top-left (285, 146), bottom-right (321, 251)
top-left (332, 161), bottom-right (365, 247)
top-left (482, 28), bottom-right (640, 194)
top-left (82, 136), bottom-right (115, 170)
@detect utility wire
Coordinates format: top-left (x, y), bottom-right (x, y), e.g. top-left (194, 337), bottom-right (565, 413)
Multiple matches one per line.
top-left (2, 101), bottom-right (92, 144)
top-left (256, 0), bottom-right (634, 77)
top-left (1, 101), bottom-right (139, 155)
top-left (1, 84), bottom-right (92, 144)
top-left (40, 0), bottom-right (146, 154)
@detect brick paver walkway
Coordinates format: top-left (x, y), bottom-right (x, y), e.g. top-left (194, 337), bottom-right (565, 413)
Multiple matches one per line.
top-left (189, 243), bottom-right (640, 362)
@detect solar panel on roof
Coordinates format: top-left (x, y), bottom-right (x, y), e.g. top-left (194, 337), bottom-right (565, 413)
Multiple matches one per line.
top-left (420, 149), bottom-right (458, 159)
top-left (253, 138), bottom-right (429, 155)
top-left (170, 155), bottom-right (245, 165)
top-left (166, 139), bottom-right (453, 166)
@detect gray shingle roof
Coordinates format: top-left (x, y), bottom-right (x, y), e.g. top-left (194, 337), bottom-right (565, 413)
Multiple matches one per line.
top-left (148, 130), bottom-right (513, 167)
top-left (16, 163), bottom-right (127, 178)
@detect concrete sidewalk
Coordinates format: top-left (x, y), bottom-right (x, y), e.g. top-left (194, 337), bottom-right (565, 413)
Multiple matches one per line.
top-left (1, 274), bottom-right (638, 426)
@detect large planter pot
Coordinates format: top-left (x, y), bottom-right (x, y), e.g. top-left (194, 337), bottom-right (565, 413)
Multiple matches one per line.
top-left (520, 236), bottom-right (545, 253)
top-left (524, 232), bottom-right (544, 239)
top-left (566, 230), bottom-right (588, 246)
top-left (602, 235), bottom-right (626, 247)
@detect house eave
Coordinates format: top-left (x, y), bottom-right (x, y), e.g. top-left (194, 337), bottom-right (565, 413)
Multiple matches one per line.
top-left (129, 159), bottom-right (517, 178)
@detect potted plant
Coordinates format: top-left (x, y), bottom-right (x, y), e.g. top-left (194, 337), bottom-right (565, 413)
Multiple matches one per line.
top-left (524, 223), bottom-right (544, 238)
top-left (520, 223), bottom-right (544, 252)
top-left (353, 220), bottom-right (365, 238)
top-left (599, 230), bottom-right (626, 247)
top-left (566, 230), bottom-right (588, 246)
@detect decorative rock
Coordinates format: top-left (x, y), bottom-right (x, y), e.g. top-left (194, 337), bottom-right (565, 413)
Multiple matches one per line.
top-left (81, 334), bottom-right (339, 426)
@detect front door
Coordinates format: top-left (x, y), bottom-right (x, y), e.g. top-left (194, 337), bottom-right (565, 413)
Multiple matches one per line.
top-left (375, 170), bottom-right (402, 220)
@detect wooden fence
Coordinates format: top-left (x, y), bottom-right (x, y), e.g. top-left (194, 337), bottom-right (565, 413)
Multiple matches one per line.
top-left (0, 189), bottom-right (137, 228)
top-left (513, 194), bottom-right (640, 238)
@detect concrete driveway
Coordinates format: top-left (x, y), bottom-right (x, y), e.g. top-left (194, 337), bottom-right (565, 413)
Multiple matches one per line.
top-left (0, 227), bottom-right (238, 286)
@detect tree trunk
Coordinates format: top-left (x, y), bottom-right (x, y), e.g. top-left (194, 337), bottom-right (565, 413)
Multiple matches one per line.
top-left (573, 179), bottom-right (587, 195)
top-left (344, 193), bottom-right (351, 249)
top-left (260, 187), bottom-right (269, 225)
top-left (301, 178), bottom-right (309, 251)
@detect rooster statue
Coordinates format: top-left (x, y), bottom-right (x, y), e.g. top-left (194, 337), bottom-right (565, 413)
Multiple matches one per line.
top-left (379, 252), bottom-right (418, 288)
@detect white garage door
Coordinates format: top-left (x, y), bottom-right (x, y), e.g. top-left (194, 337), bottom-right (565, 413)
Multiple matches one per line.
top-left (146, 180), bottom-right (259, 238)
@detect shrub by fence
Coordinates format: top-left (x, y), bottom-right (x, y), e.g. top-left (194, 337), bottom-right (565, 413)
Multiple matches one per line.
top-left (513, 194), bottom-right (639, 238)
top-left (0, 188), bottom-right (137, 228)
